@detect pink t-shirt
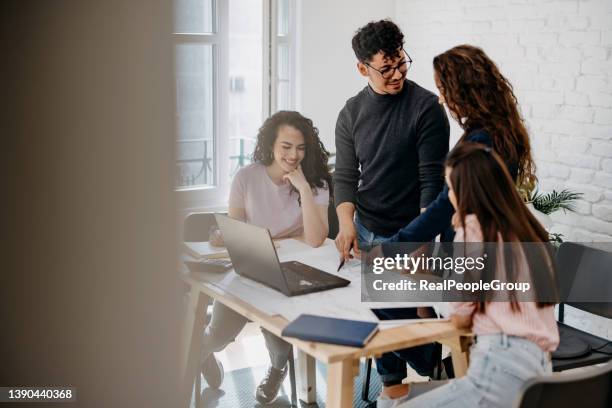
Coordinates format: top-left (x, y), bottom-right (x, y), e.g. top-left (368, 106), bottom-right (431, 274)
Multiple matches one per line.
top-left (228, 163), bottom-right (329, 239)
top-left (451, 214), bottom-right (560, 352)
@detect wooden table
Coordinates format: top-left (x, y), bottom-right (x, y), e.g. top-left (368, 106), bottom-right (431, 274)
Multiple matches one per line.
top-left (180, 239), bottom-right (470, 407)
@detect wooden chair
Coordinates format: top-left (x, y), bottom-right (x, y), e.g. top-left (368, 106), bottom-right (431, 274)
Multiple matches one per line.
top-left (183, 212), bottom-right (219, 242)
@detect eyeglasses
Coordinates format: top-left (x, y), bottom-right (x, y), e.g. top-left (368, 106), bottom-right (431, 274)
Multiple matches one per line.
top-left (364, 50), bottom-right (413, 80)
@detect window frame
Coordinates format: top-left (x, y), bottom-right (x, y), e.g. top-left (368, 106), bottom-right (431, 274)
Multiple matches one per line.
top-left (175, 0), bottom-right (296, 212)
top-left (174, 0), bottom-right (230, 211)
top-left (264, 0), bottom-right (297, 116)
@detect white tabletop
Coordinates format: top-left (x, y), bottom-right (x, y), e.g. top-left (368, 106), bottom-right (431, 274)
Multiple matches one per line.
top-left (186, 238), bottom-right (440, 323)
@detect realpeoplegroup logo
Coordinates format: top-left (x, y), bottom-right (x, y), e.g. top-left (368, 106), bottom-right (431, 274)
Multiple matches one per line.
top-left (359, 242), bottom-right (607, 303)
top-left (370, 278), bottom-right (531, 294)
top-left (367, 246), bottom-right (531, 298)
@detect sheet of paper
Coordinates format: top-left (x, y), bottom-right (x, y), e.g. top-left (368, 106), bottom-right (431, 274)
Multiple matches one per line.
top-left (182, 241), bottom-right (228, 259)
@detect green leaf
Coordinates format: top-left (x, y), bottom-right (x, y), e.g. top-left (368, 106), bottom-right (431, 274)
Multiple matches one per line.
top-left (531, 189), bottom-right (583, 215)
top-left (549, 232), bottom-right (564, 245)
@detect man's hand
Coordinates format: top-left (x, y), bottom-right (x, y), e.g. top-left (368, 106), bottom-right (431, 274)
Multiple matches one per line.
top-left (417, 306), bottom-right (436, 319)
top-left (334, 202), bottom-right (360, 262)
top-left (335, 221), bottom-right (360, 262)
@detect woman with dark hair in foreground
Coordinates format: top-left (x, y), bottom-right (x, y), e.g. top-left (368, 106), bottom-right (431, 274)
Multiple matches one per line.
top-left (393, 144), bottom-right (558, 407)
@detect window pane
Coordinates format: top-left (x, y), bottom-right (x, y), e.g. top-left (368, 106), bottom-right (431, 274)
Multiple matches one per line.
top-left (174, 0), bottom-right (215, 34)
top-left (229, 0), bottom-right (263, 178)
top-left (277, 80), bottom-right (290, 111)
top-left (175, 43), bottom-right (215, 188)
top-left (277, 43), bottom-right (289, 81)
top-left (277, 0), bottom-right (289, 36)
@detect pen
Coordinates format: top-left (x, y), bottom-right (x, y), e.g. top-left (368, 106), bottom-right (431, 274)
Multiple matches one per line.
top-left (338, 242), bottom-right (357, 272)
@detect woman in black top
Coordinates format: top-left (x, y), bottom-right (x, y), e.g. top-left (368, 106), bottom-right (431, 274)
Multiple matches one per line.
top-left (384, 44), bottom-right (536, 244)
top-left (376, 44), bottom-right (539, 405)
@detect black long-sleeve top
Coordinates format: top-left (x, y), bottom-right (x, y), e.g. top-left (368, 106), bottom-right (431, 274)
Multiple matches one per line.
top-left (333, 80), bottom-right (450, 236)
top-left (385, 128), bottom-right (520, 244)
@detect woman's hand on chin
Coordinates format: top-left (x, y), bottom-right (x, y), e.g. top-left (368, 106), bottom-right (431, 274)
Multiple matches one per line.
top-left (282, 165), bottom-right (310, 192)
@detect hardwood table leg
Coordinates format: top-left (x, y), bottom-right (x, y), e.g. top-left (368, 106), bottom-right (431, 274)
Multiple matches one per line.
top-left (442, 336), bottom-right (469, 377)
top-left (297, 350), bottom-right (316, 403)
top-left (180, 286), bottom-right (209, 408)
top-left (326, 359), bottom-right (359, 408)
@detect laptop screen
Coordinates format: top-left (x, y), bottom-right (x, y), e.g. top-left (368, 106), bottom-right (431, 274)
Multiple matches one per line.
top-left (214, 214), bottom-right (290, 295)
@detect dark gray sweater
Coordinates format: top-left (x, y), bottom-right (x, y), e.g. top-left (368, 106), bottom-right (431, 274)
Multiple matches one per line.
top-left (333, 79), bottom-right (449, 236)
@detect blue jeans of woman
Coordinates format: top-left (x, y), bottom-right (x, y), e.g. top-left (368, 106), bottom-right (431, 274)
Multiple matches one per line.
top-left (399, 334), bottom-right (552, 407)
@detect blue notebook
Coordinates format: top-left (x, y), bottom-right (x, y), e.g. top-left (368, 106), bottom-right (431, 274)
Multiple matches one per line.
top-left (281, 314), bottom-right (379, 348)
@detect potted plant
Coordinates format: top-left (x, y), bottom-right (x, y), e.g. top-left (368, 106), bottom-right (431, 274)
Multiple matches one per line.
top-left (526, 189), bottom-right (583, 244)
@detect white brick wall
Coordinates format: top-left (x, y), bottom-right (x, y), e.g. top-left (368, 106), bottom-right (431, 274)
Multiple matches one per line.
top-left (396, 0), bottom-right (612, 338)
top-left (396, 0), bottom-right (612, 244)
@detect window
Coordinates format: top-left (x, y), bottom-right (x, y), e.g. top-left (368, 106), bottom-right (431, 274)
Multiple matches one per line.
top-left (174, 0), bottom-right (295, 210)
top-left (227, 0), bottom-right (264, 178)
top-left (174, 0), bottom-right (229, 202)
top-left (272, 0), bottom-right (295, 111)
top-left (265, 0), bottom-right (296, 114)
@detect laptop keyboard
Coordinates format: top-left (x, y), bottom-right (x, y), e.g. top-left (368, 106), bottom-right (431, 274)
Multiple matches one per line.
top-left (281, 262), bottom-right (328, 288)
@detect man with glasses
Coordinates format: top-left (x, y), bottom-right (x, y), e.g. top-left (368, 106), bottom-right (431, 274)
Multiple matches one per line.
top-left (333, 19), bottom-right (450, 406)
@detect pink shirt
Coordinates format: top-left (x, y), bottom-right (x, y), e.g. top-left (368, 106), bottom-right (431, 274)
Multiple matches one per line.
top-left (228, 163), bottom-right (329, 239)
top-left (451, 215), bottom-right (560, 352)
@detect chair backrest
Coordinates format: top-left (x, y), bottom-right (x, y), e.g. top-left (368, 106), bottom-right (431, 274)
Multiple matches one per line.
top-left (185, 204), bottom-right (338, 242)
top-left (514, 360), bottom-right (612, 408)
top-left (183, 212), bottom-right (218, 242)
top-left (327, 168), bottom-right (339, 240)
top-left (328, 198), bottom-right (339, 240)
top-left (556, 242), bottom-right (612, 319)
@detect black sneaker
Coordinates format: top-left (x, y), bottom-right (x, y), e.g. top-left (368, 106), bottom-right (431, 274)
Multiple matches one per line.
top-left (255, 365), bottom-right (288, 404)
top-left (432, 356), bottom-right (454, 380)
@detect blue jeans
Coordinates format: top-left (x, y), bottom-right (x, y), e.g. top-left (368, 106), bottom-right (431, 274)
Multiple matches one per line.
top-left (400, 334), bottom-right (552, 408)
top-left (355, 214), bottom-right (391, 248)
top-left (355, 215), bottom-right (441, 384)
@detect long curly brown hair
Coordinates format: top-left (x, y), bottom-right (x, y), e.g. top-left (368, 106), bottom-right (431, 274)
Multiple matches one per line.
top-left (433, 45), bottom-right (536, 189)
top-left (252, 111), bottom-right (332, 194)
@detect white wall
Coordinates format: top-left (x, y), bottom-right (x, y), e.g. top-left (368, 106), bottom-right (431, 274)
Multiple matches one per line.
top-left (296, 0), bottom-right (395, 151)
top-left (395, 0), bottom-right (612, 337)
top-left (298, 0), bottom-right (612, 338)
top-left (396, 0), bottom-right (612, 242)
